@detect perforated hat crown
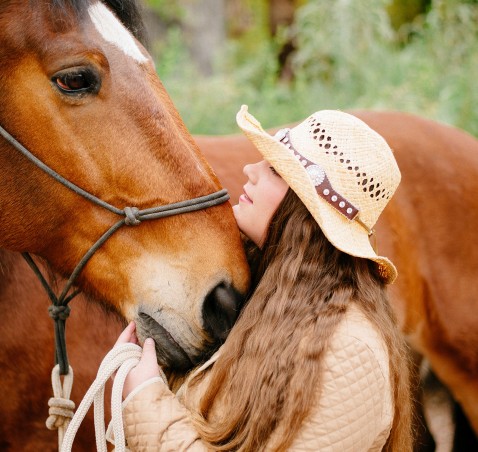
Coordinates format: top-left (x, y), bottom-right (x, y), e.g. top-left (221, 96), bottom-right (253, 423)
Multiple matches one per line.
top-left (236, 105), bottom-right (401, 284)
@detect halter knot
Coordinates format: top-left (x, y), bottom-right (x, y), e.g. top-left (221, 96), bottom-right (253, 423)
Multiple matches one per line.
top-left (46, 397), bottom-right (76, 430)
top-left (48, 305), bottom-right (71, 321)
top-left (46, 364), bottom-right (75, 443)
top-left (124, 206), bottom-right (141, 225)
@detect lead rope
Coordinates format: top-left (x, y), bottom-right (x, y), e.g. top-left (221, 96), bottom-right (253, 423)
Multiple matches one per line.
top-left (60, 343), bottom-right (144, 452)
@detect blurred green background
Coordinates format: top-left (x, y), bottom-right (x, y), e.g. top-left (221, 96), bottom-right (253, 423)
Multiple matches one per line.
top-left (141, 0), bottom-right (478, 135)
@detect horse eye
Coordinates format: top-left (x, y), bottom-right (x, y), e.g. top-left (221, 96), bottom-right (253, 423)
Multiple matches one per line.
top-left (52, 68), bottom-right (100, 95)
top-left (57, 73), bottom-right (86, 90)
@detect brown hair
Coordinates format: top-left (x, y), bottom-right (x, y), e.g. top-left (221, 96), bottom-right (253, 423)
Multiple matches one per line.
top-left (190, 189), bottom-right (413, 451)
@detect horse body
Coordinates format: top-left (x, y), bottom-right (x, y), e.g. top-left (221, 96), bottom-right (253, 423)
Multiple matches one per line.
top-left (196, 110), bottom-right (478, 436)
top-left (364, 110), bottom-right (478, 434)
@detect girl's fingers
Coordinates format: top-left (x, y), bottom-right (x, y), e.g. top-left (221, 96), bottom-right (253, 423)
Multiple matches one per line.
top-left (141, 338), bottom-right (157, 363)
top-left (121, 338), bottom-right (160, 398)
top-left (114, 321), bottom-right (136, 346)
top-left (138, 338), bottom-right (161, 377)
top-left (131, 331), bottom-right (139, 345)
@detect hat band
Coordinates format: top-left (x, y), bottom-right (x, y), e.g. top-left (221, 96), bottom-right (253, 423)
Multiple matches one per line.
top-left (275, 128), bottom-right (360, 222)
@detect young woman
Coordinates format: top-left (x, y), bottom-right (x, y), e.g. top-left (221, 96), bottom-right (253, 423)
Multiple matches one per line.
top-left (114, 105), bottom-right (413, 451)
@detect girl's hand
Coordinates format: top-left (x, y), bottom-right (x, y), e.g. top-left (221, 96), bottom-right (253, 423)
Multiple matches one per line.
top-left (114, 320), bottom-right (139, 347)
top-left (115, 321), bottom-right (161, 398)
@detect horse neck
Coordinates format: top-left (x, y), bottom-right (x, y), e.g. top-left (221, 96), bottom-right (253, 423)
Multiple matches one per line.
top-left (0, 249), bottom-right (19, 289)
top-left (0, 250), bottom-right (51, 302)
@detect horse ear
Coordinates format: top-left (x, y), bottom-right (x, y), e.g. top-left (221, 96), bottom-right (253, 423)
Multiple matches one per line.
top-left (102, 0), bottom-right (149, 47)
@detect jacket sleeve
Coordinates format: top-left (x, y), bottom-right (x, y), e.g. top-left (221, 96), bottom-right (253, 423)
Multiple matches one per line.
top-left (288, 332), bottom-right (393, 451)
top-left (122, 377), bottom-right (209, 452)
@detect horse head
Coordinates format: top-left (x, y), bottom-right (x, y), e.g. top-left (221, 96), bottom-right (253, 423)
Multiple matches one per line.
top-left (0, 0), bottom-right (250, 371)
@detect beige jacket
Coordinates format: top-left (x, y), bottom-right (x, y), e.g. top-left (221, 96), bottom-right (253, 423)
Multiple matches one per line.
top-left (122, 306), bottom-right (393, 451)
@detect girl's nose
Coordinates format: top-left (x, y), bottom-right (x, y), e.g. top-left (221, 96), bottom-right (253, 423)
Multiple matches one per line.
top-left (243, 161), bottom-right (260, 183)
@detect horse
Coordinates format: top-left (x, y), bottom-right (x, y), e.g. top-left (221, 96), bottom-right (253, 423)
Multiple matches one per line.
top-left (0, 0), bottom-right (250, 449)
top-left (195, 110), bottom-right (478, 447)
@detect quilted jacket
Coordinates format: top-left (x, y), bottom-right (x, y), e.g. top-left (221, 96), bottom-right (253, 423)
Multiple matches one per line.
top-left (121, 305), bottom-right (393, 451)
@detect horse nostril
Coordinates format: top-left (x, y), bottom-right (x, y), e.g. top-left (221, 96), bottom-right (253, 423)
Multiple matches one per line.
top-left (203, 283), bottom-right (243, 342)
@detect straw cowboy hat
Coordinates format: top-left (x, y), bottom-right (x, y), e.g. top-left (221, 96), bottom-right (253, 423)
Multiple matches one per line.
top-left (236, 105), bottom-right (401, 284)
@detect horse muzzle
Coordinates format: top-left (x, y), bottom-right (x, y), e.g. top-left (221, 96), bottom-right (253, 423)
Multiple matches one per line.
top-left (135, 282), bottom-right (244, 371)
top-left (202, 282), bottom-right (244, 342)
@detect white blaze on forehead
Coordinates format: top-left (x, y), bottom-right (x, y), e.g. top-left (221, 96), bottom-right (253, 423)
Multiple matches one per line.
top-left (88, 2), bottom-right (148, 63)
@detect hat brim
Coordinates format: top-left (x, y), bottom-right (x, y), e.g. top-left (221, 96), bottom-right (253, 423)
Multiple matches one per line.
top-left (236, 105), bottom-right (397, 284)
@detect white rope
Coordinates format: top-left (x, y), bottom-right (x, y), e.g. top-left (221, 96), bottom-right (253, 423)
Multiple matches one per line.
top-left (60, 343), bottom-right (143, 452)
top-left (46, 365), bottom-right (75, 451)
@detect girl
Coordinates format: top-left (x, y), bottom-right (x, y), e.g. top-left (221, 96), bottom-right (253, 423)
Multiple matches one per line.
top-left (114, 105), bottom-right (412, 451)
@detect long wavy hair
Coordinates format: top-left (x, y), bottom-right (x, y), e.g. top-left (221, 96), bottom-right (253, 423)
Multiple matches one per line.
top-left (189, 189), bottom-right (413, 451)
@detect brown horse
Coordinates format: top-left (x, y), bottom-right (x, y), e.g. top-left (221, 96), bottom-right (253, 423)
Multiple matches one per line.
top-left (196, 110), bottom-right (478, 444)
top-left (0, 0), bottom-right (249, 449)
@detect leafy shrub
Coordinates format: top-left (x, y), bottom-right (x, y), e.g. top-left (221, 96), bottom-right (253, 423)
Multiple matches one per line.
top-left (154, 0), bottom-right (478, 137)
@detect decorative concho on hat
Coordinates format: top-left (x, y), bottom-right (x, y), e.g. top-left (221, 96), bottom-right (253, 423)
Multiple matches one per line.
top-left (306, 165), bottom-right (326, 187)
top-left (236, 104), bottom-right (401, 284)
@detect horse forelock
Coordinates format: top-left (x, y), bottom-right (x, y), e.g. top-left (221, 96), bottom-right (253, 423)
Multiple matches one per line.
top-left (101, 0), bottom-right (147, 44)
top-left (25, 0), bottom-right (147, 45)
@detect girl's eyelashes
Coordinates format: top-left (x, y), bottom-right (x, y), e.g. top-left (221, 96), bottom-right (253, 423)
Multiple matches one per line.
top-left (270, 166), bottom-right (279, 176)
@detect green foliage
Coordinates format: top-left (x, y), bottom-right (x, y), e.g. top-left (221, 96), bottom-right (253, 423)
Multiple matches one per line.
top-left (387, 0), bottom-right (431, 31)
top-left (152, 0), bottom-right (478, 137)
top-left (154, 26), bottom-right (191, 80)
top-left (145, 0), bottom-right (183, 23)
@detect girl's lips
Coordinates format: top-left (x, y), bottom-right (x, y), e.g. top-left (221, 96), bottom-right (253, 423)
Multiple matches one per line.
top-left (239, 190), bottom-right (253, 204)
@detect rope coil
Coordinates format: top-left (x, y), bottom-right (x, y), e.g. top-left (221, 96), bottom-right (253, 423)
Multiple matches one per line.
top-left (60, 343), bottom-right (144, 452)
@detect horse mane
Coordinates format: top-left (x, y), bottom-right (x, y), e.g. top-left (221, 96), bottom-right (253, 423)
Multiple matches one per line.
top-left (48, 0), bottom-right (147, 44)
